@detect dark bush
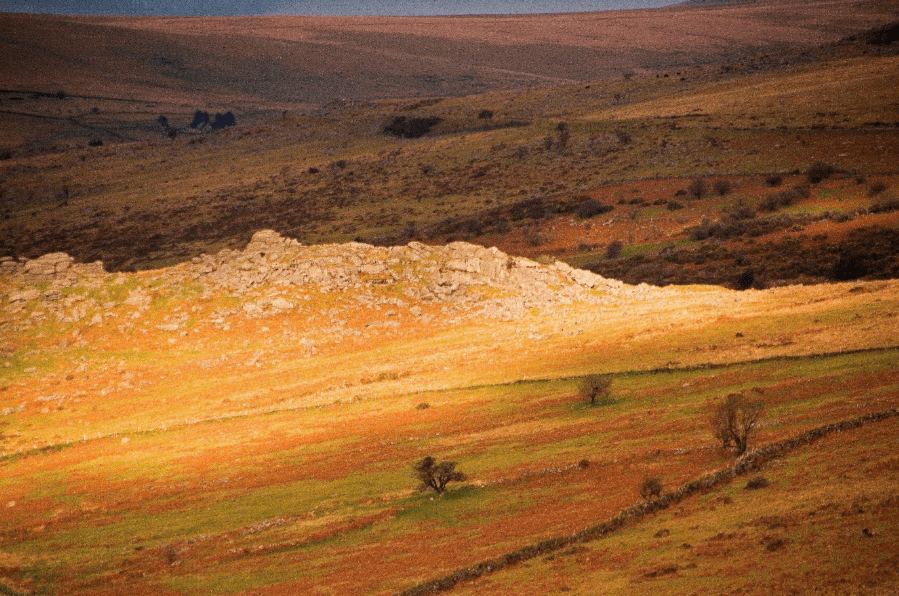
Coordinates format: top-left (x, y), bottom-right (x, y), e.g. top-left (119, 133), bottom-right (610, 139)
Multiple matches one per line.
top-left (759, 185), bottom-right (810, 212)
top-left (730, 204), bottom-right (756, 220)
top-left (869, 196), bottom-right (899, 214)
top-left (615, 129), bottom-right (632, 145)
top-left (640, 477), bottom-right (663, 499)
top-left (868, 181), bottom-right (888, 197)
top-left (575, 198), bottom-right (614, 219)
top-left (457, 218), bottom-right (483, 237)
top-left (190, 110), bottom-right (210, 129)
top-left (384, 116), bottom-right (442, 138)
top-left (689, 224), bottom-right (710, 241)
top-left (688, 177), bottom-right (708, 200)
top-left (578, 459), bottom-right (590, 469)
top-left (735, 268), bottom-right (755, 290)
top-left (416, 402), bottom-right (430, 410)
top-left (667, 201), bottom-right (684, 211)
top-left (509, 197), bottom-right (547, 221)
top-left (88, 139), bottom-right (103, 147)
top-left (308, 167), bottom-right (319, 174)
top-left (606, 240), bottom-right (624, 259)
top-left (744, 476), bottom-right (770, 490)
top-left (713, 179), bottom-right (733, 195)
top-left (478, 109), bottom-right (494, 119)
top-left (806, 162), bottom-right (835, 184)
top-left (765, 174), bottom-right (783, 187)
top-left (210, 111), bottom-right (236, 129)
top-left (413, 456), bottom-right (466, 495)
top-left (524, 229), bottom-right (543, 247)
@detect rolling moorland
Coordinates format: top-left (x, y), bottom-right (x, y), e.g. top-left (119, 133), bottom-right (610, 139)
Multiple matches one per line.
top-left (2, 0), bottom-right (899, 594)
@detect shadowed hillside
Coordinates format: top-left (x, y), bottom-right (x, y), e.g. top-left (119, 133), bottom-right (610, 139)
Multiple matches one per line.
top-left (2, 0), bottom-right (898, 107)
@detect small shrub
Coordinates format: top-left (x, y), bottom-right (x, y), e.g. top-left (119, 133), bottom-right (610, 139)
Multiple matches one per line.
top-left (688, 177), bottom-right (708, 200)
top-left (744, 476), bottom-right (770, 490)
top-left (765, 174), bottom-right (783, 187)
top-left (667, 201), bottom-right (684, 211)
top-left (606, 240), bottom-right (623, 259)
top-left (806, 162), bottom-right (835, 184)
top-left (509, 197), bottom-right (548, 220)
top-left (524, 228), bottom-right (543, 247)
top-left (416, 402), bottom-right (430, 410)
top-left (759, 185), bottom-right (810, 212)
top-left (578, 459), bottom-right (590, 469)
top-left (458, 218), bottom-right (483, 237)
top-left (713, 179), bottom-right (733, 195)
top-left (730, 204), bottom-right (756, 221)
top-left (869, 196), bottom-right (899, 214)
top-left (190, 110), bottom-right (210, 128)
top-left (735, 268), bottom-right (755, 290)
top-left (88, 139), bottom-right (103, 147)
top-left (211, 111), bottom-right (236, 129)
top-left (615, 129), bottom-right (632, 145)
top-left (556, 128), bottom-right (570, 153)
top-left (575, 198), bottom-right (613, 219)
top-left (413, 456), bottom-right (466, 495)
top-left (161, 543), bottom-right (177, 565)
top-left (868, 181), bottom-right (888, 197)
top-left (640, 477), bottom-right (663, 499)
top-left (581, 373), bottom-right (612, 406)
top-left (478, 109), bottom-right (494, 119)
top-left (384, 116), bottom-right (441, 138)
top-left (308, 167), bottom-right (319, 174)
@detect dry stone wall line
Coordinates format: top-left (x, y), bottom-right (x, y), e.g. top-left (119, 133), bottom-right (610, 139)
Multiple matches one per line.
top-left (394, 407), bottom-right (899, 596)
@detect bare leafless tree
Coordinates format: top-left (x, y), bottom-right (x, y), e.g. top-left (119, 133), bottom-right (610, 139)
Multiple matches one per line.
top-left (581, 374), bottom-right (613, 406)
top-left (709, 393), bottom-right (763, 455)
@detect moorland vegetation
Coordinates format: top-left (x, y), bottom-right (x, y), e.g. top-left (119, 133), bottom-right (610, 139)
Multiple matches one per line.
top-left (1, 1), bottom-right (899, 595)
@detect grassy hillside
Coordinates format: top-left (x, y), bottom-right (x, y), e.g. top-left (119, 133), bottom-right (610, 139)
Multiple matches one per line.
top-left (1, 235), bottom-right (898, 595)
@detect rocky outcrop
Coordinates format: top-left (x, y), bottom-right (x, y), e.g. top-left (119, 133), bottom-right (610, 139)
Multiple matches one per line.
top-left (3, 230), bottom-right (657, 322)
top-left (2, 254), bottom-right (107, 287)
top-left (185, 231), bottom-right (632, 295)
